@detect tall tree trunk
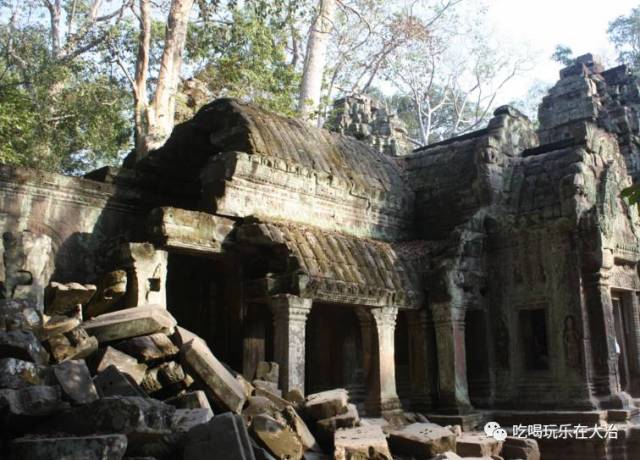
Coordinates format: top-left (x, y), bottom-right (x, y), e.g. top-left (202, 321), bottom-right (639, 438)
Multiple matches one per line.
top-left (44, 0), bottom-right (62, 58)
top-left (134, 0), bottom-right (151, 156)
top-left (298, 0), bottom-right (336, 126)
top-left (135, 0), bottom-right (195, 160)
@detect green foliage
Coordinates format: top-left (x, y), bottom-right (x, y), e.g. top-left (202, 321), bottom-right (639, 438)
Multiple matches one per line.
top-left (0, 5), bottom-right (132, 174)
top-left (0, 88), bottom-right (39, 165)
top-left (551, 44), bottom-right (574, 66)
top-left (184, 1), bottom-right (301, 116)
top-left (621, 184), bottom-right (640, 206)
top-left (0, 0), bottom-right (302, 174)
top-left (608, 7), bottom-right (640, 72)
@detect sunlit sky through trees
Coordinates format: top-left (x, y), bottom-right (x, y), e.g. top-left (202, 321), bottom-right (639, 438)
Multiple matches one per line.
top-left (488, 0), bottom-right (639, 104)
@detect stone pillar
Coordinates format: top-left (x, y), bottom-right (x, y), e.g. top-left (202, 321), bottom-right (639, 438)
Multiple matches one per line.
top-left (583, 274), bottom-right (622, 404)
top-left (357, 307), bottom-right (402, 416)
top-left (624, 292), bottom-right (640, 397)
top-left (432, 302), bottom-right (473, 414)
top-left (406, 309), bottom-right (435, 412)
top-left (269, 294), bottom-right (312, 394)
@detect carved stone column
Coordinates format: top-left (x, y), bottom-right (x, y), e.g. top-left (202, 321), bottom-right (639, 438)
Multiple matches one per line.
top-left (625, 292), bottom-right (640, 397)
top-left (269, 294), bottom-right (312, 394)
top-left (432, 302), bottom-right (473, 414)
top-left (406, 309), bottom-right (435, 412)
top-left (583, 274), bottom-right (623, 404)
top-left (357, 307), bottom-right (402, 416)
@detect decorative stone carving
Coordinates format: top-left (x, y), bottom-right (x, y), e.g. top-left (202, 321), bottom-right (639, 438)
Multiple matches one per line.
top-left (116, 243), bottom-right (168, 308)
top-left (0, 231), bottom-right (54, 310)
top-left (269, 295), bottom-right (312, 394)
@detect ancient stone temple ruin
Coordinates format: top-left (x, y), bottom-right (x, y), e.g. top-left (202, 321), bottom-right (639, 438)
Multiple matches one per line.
top-left (1, 53), bottom-right (640, 459)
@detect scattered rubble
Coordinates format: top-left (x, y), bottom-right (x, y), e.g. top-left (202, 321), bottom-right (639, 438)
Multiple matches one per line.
top-left (0, 280), bottom-right (534, 460)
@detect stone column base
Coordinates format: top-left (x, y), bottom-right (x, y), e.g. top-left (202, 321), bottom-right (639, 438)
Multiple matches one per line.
top-left (365, 396), bottom-right (403, 417)
top-left (410, 394), bottom-right (433, 413)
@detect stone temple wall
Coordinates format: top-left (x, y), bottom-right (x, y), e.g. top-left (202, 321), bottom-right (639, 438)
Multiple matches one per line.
top-left (0, 165), bottom-right (155, 288)
top-left (539, 54), bottom-right (640, 183)
top-left (328, 94), bottom-right (412, 157)
top-left (137, 98), bottom-right (416, 242)
top-left (1, 53), bottom-right (640, 460)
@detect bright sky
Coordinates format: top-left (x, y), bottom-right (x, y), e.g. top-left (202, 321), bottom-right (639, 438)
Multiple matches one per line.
top-left (487, 0), bottom-right (639, 104)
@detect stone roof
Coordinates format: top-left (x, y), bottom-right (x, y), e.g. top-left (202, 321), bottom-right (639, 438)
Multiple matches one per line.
top-left (144, 98), bottom-right (410, 196)
top-left (237, 219), bottom-right (423, 308)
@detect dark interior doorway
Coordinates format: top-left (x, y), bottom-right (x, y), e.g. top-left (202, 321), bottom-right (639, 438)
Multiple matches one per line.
top-left (612, 292), bottom-right (632, 392)
top-left (520, 308), bottom-right (550, 371)
top-left (395, 310), bottom-right (411, 407)
top-left (166, 253), bottom-right (243, 372)
top-left (305, 303), bottom-right (365, 402)
top-left (465, 309), bottom-right (490, 405)
top-left (242, 303), bottom-right (274, 380)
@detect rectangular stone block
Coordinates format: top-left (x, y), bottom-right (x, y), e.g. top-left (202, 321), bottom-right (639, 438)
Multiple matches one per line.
top-left (83, 305), bottom-right (176, 343)
top-left (181, 338), bottom-right (246, 413)
top-left (316, 403), bottom-right (359, 442)
top-left (387, 423), bottom-right (456, 458)
top-left (85, 270), bottom-right (127, 318)
top-left (42, 315), bottom-right (81, 339)
top-left (184, 412), bottom-right (256, 460)
top-left (113, 332), bottom-right (179, 362)
top-left (44, 396), bottom-right (175, 436)
top-left (94, 365), bottom-right (146, 398)
top-left (0, 330), bottom-right (49, 365)
top-left (9, 434), bottom-right (127, 460)
top-left (171, 407), bottom-right (214, 433)
top-left (253, 379), bottom-right (281, 396)
top-left (140, 361), bottom-right (186, 395)
top-left (95, 346), bottom-right (147, 384)
top-left (251, 414), bottom-right (304, 460)
top-left (53, 360), bottom-right (99, 404)
top-left (164, 390), bottom-right (211, 410)
top-left (0, 357), bottom-right (52, 389)
top-left (45, 281), bottom-right (96, 316)
top-left (304, 388), bottom-right (349, 421)
top-left (46, 326), bottom-right (98, 363)
top-left (0, 385), bottom-right (69, 417)
top-left (148, 206), bottom-right (235, 255)
top-left (0, 299), bottom-right (43, 334)
top-left (456, 432), bottom-right (501, 457)
top-left (254, 387), bottom-right (293, 411)
top-left (333, 425), bottom-right (391, 460)
top-left (501, 436), bottom-right (540, 460)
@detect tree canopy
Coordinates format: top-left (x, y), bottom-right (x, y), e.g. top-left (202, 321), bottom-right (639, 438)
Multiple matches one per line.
top-left (0, 0), bottom-right (548, 174)
top-left (609, 6), bottom-right (640, 72)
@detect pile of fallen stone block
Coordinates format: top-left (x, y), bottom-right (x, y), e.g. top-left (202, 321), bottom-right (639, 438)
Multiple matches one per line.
top-left (0, 280), bottom-right (539, 460)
